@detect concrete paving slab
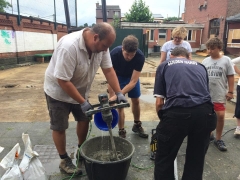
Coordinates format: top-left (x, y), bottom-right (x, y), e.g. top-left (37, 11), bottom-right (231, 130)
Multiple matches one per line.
top-left (0, 119), bottom-right (240, 180)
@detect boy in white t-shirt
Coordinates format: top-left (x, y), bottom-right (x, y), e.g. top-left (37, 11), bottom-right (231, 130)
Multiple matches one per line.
top-left (231, 57), bottom-right (240, 136)
top-left (202, 37), bottom-right (235, 151)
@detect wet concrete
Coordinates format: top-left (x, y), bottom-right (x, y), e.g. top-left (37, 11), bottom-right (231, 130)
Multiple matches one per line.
top-left (0, 118), bottom-right (239, 180)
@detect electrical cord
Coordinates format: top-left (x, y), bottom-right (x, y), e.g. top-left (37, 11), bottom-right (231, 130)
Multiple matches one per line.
top-left (61, 121), bottom-right (92, 180)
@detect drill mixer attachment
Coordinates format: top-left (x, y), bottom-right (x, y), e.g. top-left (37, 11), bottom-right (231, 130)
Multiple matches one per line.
top-left (85, 93), bottom-right (130, 130)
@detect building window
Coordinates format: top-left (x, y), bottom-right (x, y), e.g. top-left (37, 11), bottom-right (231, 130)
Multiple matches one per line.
top-left (114, 11), bottom-right (119, 17)
top-left (186, 30), bottom-right (196, 41)
top-left (209, 18), bottom-right (220, 38)
top-left (150, 30), bottom-right (154, 41)
top-left (107, 11), bottom-right (109, 17)
top-left (158, 29), bottom-right (166, 39)
top-left (145, 30), bottom-right (154, 41)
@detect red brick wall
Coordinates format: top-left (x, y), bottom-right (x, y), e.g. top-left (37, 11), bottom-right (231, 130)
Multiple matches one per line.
top-left (184, 0), bottom-right (228, 43)
top-left (0, 13), bottom-right (68, 59)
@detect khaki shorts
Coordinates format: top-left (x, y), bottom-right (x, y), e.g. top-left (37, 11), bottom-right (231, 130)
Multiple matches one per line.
top-left (45, 93), bottom-right (88, 131)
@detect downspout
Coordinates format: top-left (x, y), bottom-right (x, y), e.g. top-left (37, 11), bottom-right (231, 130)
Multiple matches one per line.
top-left (200, 29), bottom-right (203, 49)
top-left (223, 21), bottom-right (228, 54)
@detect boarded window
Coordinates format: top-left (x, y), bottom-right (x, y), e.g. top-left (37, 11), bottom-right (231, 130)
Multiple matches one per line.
top-left (227, 29), bottom-right (240, 48)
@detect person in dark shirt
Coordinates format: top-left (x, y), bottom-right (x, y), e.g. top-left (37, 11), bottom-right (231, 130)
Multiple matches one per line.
top-left (153, 47), bottom-right (217, 180)
top-left (108, 35), bottom-right (148, 138)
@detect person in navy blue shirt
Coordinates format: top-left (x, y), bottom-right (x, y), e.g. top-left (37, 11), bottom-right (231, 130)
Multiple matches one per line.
top-left (108, 35), bottom-right (148, 138)
top-left (154, 47), bottom-right (216, 180)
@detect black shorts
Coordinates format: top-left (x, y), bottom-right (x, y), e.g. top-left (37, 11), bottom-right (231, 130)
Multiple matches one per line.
top-left (45, 93), bottom-right (88, 131)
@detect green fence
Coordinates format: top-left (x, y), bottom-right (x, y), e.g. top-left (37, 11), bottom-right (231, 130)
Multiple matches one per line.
top-left (110, 29), bottom-right (148, 57)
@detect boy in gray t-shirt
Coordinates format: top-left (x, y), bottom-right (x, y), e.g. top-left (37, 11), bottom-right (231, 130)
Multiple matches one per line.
top-left (202, 37), bottom-right (234, 151)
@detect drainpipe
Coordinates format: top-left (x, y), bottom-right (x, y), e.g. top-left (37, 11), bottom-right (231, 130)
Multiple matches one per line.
top-left (223, 20), bottom-right (228, 54)
top-left (200, 29), bottom-right (202, 49)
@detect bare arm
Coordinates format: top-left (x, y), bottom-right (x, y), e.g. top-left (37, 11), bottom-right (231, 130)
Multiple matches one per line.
top-left (121, 70), bottom-right (140, 95)
top-left (102, 67), bottom-right (121, 93)
top-left (188, 52), bottom-right (192, 60)
top-left (156, 97), bottom-right (164, 113)
top-left (234, 65), bottom-right (240, 75)
top-left (226, 75), bottom-right (234, 101)
top-left (108, 70), bottom-right (140, 101)
top-left (159, 51), bottom-right (167, 64)
top-left (57, 79), bottom-right (85, 104)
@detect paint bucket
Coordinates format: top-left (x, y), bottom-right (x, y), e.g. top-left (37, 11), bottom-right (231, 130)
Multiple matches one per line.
top-left (94, 109), bottom-right (118, 131)
top-left (80, 136), bottom-right (135, 180)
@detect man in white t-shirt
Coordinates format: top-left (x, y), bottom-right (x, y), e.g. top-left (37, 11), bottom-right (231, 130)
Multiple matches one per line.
top-left (44, 22), bottom-right (127, 175)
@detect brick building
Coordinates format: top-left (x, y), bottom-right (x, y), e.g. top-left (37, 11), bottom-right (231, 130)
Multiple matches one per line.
top-left (96, 2), bottom-right (121, 23)
top-left (0, 13), bottom-right (67, 67)
top-left (184, 0), bottom-right (240, 53)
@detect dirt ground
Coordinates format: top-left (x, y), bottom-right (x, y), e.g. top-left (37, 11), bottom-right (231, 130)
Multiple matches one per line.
top-left (0, 55), bottom-right (237, 123)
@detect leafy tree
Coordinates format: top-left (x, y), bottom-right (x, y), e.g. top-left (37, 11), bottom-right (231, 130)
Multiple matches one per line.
top-left (164, 17), bottom-right (181, 22)
top-left (125, 0), bottom-right (153, 22)
top-left (0, 0), bottom-right (11, 13)
top-left (111, 15), bottom-right (120, 29)
top-left (84, 23), bottom-right (88, 27)
top-left (91, 23), bottom-right (96, 27)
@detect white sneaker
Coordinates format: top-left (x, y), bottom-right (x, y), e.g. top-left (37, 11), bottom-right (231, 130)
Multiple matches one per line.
top-left (234, 128), bottom-right (240, 135)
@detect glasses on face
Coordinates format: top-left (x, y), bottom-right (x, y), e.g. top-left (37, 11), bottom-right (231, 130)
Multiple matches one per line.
top-left (174, 37), bottom-right (182, 40)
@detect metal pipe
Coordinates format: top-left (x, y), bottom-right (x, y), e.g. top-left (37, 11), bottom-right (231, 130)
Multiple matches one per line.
top-left (101, 0), bottom-right (107, 22)
top-left (75, 0), bottom-right (77, 26)
top-left (54, 0), bottom-right (57, 30)
top-left (63, 0), bottom-right (71, 29)
top-left (16, 0), bottom-right (20, 25)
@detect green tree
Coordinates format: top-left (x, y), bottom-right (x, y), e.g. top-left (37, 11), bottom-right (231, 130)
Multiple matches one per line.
top-left (164, 17), bottom-right (181, 22)
top-left (91, 23), bottom-right (96, 27)
top-left (125, 0), bottom-right (153, 22)
top-left (0, 0), bottom-right (11, 13)
top-left (84, 23), bottom-right (88, 27)
top-left (110, 15), bottom-right (120, 29)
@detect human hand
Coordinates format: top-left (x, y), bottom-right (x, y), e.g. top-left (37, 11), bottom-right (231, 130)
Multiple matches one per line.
top-left (116, 92), bottom-right (127, 103)
top-left (226, 92), bottom-right (234, 101)
top-left (80, 101), bottom-right (93, 113)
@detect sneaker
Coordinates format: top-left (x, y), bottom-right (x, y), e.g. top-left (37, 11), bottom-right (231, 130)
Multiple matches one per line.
top-left (234, 128), bottom-right (240, 136)
top-left (132, 121), bottom-right (149, 138)
top-left (214, 139), bottom-right (227, 151)
top-left (210, 134), bottom-right (215, 142)
top-left (119, 129), bottom-right (126, 138)
top-left (59, 156), bottom-right (82, 175)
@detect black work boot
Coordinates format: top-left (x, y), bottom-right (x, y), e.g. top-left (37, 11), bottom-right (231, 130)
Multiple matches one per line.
top-left (132, 121), bottom-right (148, 138)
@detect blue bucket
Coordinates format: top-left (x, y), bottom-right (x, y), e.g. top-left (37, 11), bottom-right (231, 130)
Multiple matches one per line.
top-left (94, 109), bottom-right (119, 131)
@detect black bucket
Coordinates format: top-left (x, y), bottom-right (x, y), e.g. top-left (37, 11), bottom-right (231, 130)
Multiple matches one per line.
top-left (80, 136), bottom-right (135, 180)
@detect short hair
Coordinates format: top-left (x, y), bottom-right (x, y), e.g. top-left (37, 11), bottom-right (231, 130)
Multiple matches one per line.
top-left (205, 37), bottom-right (223, 50)
top-left (171, 47), bottom-right (189, 59)
top-left (122, 35), bottom-right (139, 52)
top-left (91, 22), bottom-right (115, 41)
top-left (172, 26), bottom-right (188, 39)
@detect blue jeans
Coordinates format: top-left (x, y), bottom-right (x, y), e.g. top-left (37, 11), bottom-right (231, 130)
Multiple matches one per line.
top-left (154, 103), bottom-right (217, 180)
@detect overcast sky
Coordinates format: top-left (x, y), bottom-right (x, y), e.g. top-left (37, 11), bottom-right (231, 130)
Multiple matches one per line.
top-left (5, 0), bottom-right (185, 26)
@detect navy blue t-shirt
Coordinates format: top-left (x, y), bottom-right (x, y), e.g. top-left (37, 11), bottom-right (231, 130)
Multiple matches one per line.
top-left (110, 46), bottom-right (145, 78)
top-left (154, 58), bottom-right (212, 110)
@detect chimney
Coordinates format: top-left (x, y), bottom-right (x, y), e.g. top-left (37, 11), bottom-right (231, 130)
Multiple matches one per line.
top-left (96, 1), bottom-right (99, 7)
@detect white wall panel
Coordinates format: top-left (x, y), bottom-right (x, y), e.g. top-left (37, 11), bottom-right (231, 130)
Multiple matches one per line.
top-left (23, 32), bottom-right (56, 51)
top-left (0, 30), bottom-right (57, 53)
top-left (0, 30), bottom-right (17, 53)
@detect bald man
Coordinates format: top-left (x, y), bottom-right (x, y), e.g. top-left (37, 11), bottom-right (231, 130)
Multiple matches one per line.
top-left (44, 22), bottom-right (127, 174)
